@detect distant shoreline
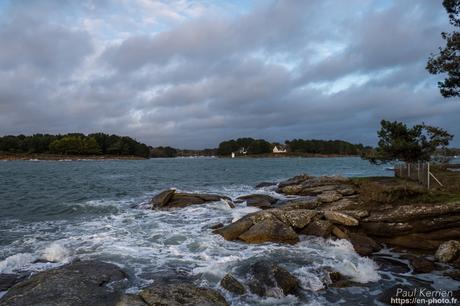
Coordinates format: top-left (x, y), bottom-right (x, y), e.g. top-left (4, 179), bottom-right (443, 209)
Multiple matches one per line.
top-left (0, 153), bottom-right (147, 160)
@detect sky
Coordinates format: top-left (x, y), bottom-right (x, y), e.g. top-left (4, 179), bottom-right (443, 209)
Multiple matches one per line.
top-left (0, 0), bottom-right (459, 149)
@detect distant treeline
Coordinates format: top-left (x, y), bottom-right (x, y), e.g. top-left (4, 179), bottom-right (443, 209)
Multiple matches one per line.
top-left (150, 146), bottom-right (217, 158)
top-left (216, 137), bottom-right (368, 156)
top-left (0, 133), bottom-right (150, 158)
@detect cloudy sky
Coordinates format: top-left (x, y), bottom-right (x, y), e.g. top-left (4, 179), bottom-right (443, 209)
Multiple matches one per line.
top-left (0, 0), bottom-right (459, 148)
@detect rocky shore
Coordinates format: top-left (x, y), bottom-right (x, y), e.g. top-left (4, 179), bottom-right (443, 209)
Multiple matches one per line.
top-left (1, 173), bottom-right (460, 305)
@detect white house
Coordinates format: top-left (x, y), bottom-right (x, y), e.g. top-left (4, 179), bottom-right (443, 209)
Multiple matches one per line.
top-left (273, 145), bottom-right (287, 154)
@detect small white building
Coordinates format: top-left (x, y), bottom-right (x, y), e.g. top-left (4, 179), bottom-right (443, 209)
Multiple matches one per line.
top-left (273, 145), bottom-right (287, 154)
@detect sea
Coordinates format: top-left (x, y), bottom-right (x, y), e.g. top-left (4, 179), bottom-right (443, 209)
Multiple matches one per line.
top-left (1, 157), bottom-right (459, 305)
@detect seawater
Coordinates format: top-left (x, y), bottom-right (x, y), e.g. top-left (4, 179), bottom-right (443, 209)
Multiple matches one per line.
top-left (0, 157), bottom-right (457, 305)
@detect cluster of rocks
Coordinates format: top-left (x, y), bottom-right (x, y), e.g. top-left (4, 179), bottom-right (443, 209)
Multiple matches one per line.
top-left (0, 260), bottom-right (230, 306)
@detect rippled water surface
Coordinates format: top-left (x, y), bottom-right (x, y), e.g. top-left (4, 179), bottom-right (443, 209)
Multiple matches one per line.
top-left (0, 157), bottom-right (457, 305)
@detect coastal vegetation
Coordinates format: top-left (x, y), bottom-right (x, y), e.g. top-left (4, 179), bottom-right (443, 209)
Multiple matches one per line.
top-left (427, 0), bottom-right (460, 97)
top-left (362, 120), bottom-right (453, 163)
top-left (0, 133), bottom-right (150, 158)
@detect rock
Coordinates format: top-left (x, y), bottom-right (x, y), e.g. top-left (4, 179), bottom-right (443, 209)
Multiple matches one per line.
top-left (237, 194), bottom-right (277, 209)
top-left (317, 191), bottom-right (342, 203)
top-left (361, 216), bottom-right (460, 237)
top-left (300, 219), bottom-right (333, 237)
top-left (116, 294), bottom-right (147, 306)
top-left (435, 240), bottom-right (460, 263)
top-left (379, 236), bottom-right (443, 250)
top-left (151, 189), bottom-right (175, 208)
top-left (332, 226), bottom-right (348, 239)
top-left (279, 199), bottom-right (320, 210)
top-left (363, 202), bottom-right (460, 223)
top-left (338, 187), bottom-right (356, 196)
top-left (140, 282), bottom-right (228, 306)
top-left (321, 198), bottom-right (359, 211)
top-left (210, 223), bottom-right (224, 230)
top-left (271, 209), bottom-right (318, 229)
top-left (151, 190), bottom-right (230, 209)
top-left (220, 274), bottom-right (246, 295)
top-left (222, 199), bottom-right (235, 208)
top-left (339, 209), bottom-right (369, 219)
top-left (0, 260), bottom-right (127, 306)
top-left (279, 184), bottom-right (304, 195)
top-left (409, 256), bottom-right (435, 273)
top-left (278, 174), bottom-right (312, 188)
top-left (239, 218), bottom-right (299, 244)
top-left (373, 257), bottom-right (411, 274)
top-left (214, 218), bottom-right (254, 240)
top-left (255, 182), bottom-right (277, 188)
top-left (300, 185), bottom-right (338, 196)
top-left (247, 261), bottom-right (298, 297)
top-left (324, 211), bottom-right (359, 226)
top-left (348, 232), bottom-right (381, 256)
top-left (0, 274), bottom-right (27, 291)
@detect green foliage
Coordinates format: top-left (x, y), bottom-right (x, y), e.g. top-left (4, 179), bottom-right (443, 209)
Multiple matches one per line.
top-left (286, 139), bottom-right (363, 155)
top-left (363, 120), bottom-right (454, 164)
top-left (0, 133), bottom-right (150, 158)
top-left (247, 139), bottom-right (272, 154)
top-left (150, 146), bottom-right (178, 158)
top-left (426, 0), bottom-right (460, 97)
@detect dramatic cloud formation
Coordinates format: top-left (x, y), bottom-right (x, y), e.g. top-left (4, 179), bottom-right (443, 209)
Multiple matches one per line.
top-left (0, 0), bottom-right (459, 148)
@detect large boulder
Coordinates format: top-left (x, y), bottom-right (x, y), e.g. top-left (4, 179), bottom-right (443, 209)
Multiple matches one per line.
top-left (239, 218), bottom-right (299, 244)
top-left (220, 274), bottom-right (246, 295)
top-left (317, 191), bottom-right (343, 203)
top-left (247, 261), bottom-right (298, 297)
top-left (237, 194), bottom-right (278, 209)
top-left (435, 240), bottom-right (460, 263)
top-left (214, 218), bottom-right (254, 241)
top-left (324, 211), bottom-right (359, 226)
top-left (151, 190), bottom-right (230, 209)
top-left (139, 282), bottom-right (228, 306)
top-left (0, 260), bottom-right (127, 306)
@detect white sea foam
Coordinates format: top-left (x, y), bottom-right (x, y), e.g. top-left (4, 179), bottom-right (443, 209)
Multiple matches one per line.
top-left (0, 253), bottom-right (36, 273)
top-left (41, 243), bottom-right (71, 263)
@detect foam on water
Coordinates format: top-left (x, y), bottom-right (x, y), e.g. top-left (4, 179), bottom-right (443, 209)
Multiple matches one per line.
top-left (1, 182), bottom-right (457, 305)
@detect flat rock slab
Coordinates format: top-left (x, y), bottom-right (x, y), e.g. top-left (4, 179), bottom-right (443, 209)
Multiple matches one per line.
top-left (237, 194), bottom-right (278, 209)
top-left (239, 218), bottom-right (299, 244)
top-left (139, 282), bottom-right (228, 306)
top-left (0, 260), bottom-right (127, 306)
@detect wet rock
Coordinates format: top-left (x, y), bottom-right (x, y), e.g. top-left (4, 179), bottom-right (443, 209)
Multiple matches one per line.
top-left (255, 182), bottom-right (277, 188)
top-left (379, 235), bottom-right (443, 250)
top-left (139, 282), bottom-right (228, 306)
top-left (220, 274), bottom-right (246, 295)
top-left (239, 218), bottom-right (299, 244)
top-left (151, 189), bottom-right (175, 208)
top-left (247, 261), bottom-right (298, 297)
top-left (409, 256), bottom-right (435, 273)
top-left (151, 190), bottom-right (230, 209)
top-left (214, 218), bottom-right (254, 241)
top-left (435, 240), bottom-right (460, 263)
top-left (237, 194), bottom-right (278, 209)
top-left (0, 274), bottom-right (27, 292)
top-left (348, 232), bottom-right (381, 256)
top-left (210, 223), bottom-right (224, 230)
top-left (332, 226), bottom-right (348, 239)
top-left (0, 260), bottom-right (127, 306)
top-left (116, 294), bottom-right (147, 306)
top-left (373, 257), bottom-right (411, 274)
top-left (300, 219), bottom-right (333, 237)
top-left (271, 209), bottom-right (318, 229)
top-left (317, 191), bottom-right (343, 203)
top-left (324, 211), bottom-right (359, 226)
